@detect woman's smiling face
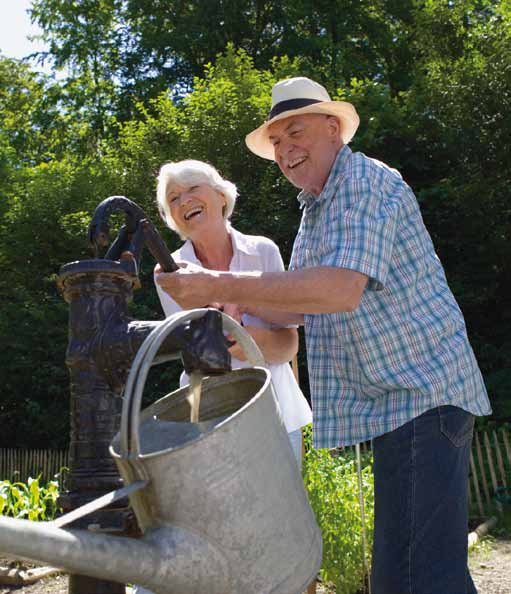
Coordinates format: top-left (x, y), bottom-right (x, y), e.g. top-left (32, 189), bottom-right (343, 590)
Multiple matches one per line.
top-left (166, 182), bottom-right (226, 239)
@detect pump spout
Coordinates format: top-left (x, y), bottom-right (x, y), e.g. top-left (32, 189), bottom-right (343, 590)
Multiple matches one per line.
top-left (0, 516), bottom-right (230, 594)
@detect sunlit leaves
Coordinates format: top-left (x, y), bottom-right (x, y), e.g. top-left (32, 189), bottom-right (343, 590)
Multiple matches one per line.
top-left (0, 476), bottom-right (61, 522)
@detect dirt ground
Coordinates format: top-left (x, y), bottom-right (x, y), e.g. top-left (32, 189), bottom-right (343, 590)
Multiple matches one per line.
top-left (1, 537), bottom-right (511, 594)
top-left (468, 536), bottom-right (511, 594)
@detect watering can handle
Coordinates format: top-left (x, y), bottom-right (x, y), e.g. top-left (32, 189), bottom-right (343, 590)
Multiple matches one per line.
top-left (119, 309), bottom-right (266, 457)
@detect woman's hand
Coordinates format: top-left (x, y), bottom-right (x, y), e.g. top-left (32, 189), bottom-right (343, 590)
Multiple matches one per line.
top-left (227, 325), bottom-right (262, 362)
top-left (228, 325), bottom-right (298, 364)
top-left (222, 303), bottom-right (243, 324)
top-left (234, 304), bottom-right (304, 327)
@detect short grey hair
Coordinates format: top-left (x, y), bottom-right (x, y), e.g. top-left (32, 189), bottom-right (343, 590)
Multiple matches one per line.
top-left (156, 160), bottom-right (238, 238)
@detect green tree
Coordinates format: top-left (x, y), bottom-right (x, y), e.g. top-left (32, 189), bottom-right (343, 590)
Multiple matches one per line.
top-left (407, 0), bottom-right (511, 417)
top-left (30, 0), bottom-right (122, 137)
top-left (30, 0), bottom-right (416, 118)
top-left (0, 157), bottom-right (113, 448)
top-left (0, 57), bottom-right (63, 166)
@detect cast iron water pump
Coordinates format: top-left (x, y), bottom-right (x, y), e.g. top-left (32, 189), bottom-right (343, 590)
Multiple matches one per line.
top-left (56, 196), bottom-right (231, 594)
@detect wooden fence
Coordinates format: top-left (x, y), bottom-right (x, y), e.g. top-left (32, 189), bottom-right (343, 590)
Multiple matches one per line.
top-left (342, 428), bottom-right (511, 519)
top-left (469, 427), bottom-right (511, 518)
top-left (0, 448), bottom-right (69, 484)
top-left (1, 427), bottom-right (510, 518)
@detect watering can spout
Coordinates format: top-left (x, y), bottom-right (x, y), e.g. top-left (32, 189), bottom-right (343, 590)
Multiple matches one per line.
top-left (0, 515), bottom-right (230, 594)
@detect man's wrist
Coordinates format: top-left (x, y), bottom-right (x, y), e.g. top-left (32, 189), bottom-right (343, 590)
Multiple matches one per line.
top-left (216, 270), bottom-right (262, 306)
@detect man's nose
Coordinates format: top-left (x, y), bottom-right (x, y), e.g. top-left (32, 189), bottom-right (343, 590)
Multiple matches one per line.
top-left (281, 139), bottom-right (296, 157)
top-left (274, 140), bottom-right (290, 162)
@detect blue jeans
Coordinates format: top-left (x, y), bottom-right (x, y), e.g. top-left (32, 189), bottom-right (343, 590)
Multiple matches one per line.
top-left (371, 406), bottom-right (477, 594)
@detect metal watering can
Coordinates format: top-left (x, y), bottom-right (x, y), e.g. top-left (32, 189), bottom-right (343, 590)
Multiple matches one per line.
top-left (0, 309), bottom-right (322, 593)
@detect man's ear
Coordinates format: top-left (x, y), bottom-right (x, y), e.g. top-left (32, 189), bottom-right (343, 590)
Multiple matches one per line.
top-left (326, 115), bottom-right (341, 140)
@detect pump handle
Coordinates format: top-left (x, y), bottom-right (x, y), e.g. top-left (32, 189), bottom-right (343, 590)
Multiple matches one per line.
top-left (140, 219), bottom-right (179, 272)
top-left (88, 196), bottom-right (179, 273)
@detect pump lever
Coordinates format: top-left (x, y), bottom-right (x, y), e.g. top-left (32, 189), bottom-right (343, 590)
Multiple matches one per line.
top-left (140, 219), bottom-right (179, 272)
top-left (88, 196), bottom-right (179, 273)
top-left (88, 195), bottom-right (145, 257)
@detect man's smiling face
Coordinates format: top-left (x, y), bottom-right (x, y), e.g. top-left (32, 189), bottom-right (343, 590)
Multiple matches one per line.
top-left (268, 113), bottom-right (343, 197)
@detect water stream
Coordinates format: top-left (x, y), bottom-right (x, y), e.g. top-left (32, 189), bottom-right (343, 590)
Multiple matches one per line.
top-left (187, 371), bottom-right (204, 423)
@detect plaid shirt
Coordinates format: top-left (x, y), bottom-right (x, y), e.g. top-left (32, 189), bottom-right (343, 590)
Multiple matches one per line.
top-left (289, 145), bottom-right (491, 448)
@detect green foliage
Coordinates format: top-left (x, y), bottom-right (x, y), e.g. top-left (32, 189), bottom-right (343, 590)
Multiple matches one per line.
top-left (29, 0), bottom-right (416, 113)
top-left (0, 59), bottom-right (55, 166)
top-left (101, 46), bottom-right (304, 260)
top-left (1, 2), bottom-right (510, 447)
top-left (30, 0), bottom-right (122, 136)
top-left (303, 426), bottom-right (374, 594)
top-left (0, 476), bottom-right (60, 521)
top-left (406, 0), bottom-right (511, 406)
top-left (0, 155), bottom-right (114, 447)
top-left (484, 369), bottom-right (511, 421)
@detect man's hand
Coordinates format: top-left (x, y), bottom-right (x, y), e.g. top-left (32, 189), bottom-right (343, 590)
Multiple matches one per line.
top-left (155, 262), bottom-right (220, 309)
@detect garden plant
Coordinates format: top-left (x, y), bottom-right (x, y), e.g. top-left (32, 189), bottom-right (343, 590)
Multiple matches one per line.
top-left (0, 476), bottom-right (60, 522)
top-left (303, 425), bottom-right (374, 594)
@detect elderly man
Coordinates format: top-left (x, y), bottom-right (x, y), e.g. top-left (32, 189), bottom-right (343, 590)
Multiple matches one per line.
top-left (157, 77), bottom-right (491, 594)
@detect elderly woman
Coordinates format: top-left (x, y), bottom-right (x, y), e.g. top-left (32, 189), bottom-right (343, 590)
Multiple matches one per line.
top-left (154, 159), bottom-right (312, 461)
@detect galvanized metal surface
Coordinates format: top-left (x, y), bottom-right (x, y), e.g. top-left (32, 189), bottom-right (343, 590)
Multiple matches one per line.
top-left (0, 311), bottom-right (322, 594)
top-left (50, 480), bottom-right (148, 529)
top-left (0, 516), bottom-right (230, 594)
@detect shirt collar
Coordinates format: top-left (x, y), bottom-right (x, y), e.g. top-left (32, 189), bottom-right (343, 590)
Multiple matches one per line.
top-left (178, 223), bottom-right (257, 262)
top-left (178, 239), bottom-right (201, 264)
top-left (297, 144), bottom-right (352, 209)
top-left (228, 224), bottom-right (259, 256)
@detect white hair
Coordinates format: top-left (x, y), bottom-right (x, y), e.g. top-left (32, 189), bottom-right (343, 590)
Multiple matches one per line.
top-left (156, 160), bottom-right (238, 238)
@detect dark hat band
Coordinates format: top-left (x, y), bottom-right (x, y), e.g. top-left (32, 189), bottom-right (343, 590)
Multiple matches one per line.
top-left (267, 98), bottom-right (323, 120)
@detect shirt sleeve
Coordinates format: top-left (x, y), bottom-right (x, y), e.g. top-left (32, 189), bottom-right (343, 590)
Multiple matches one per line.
top-left (261, 238), bottom-right (286, 274)
top-left (321, 177), bottom-right (399, 291)
top-left (260, 238), bottom-right (298, 328)
top-left (154, 270), bottom-right (183, 317)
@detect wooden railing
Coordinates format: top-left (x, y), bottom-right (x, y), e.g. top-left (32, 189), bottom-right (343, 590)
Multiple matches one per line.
top-left (0, 448), bottom-right (69, 484)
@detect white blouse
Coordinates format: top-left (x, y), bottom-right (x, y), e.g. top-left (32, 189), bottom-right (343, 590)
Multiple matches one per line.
top-left (155, 226), bottom-right (312, 433)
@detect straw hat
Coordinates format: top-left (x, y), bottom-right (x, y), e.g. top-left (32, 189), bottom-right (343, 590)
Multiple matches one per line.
top-left (245, 77), bottom-right (360, 160)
